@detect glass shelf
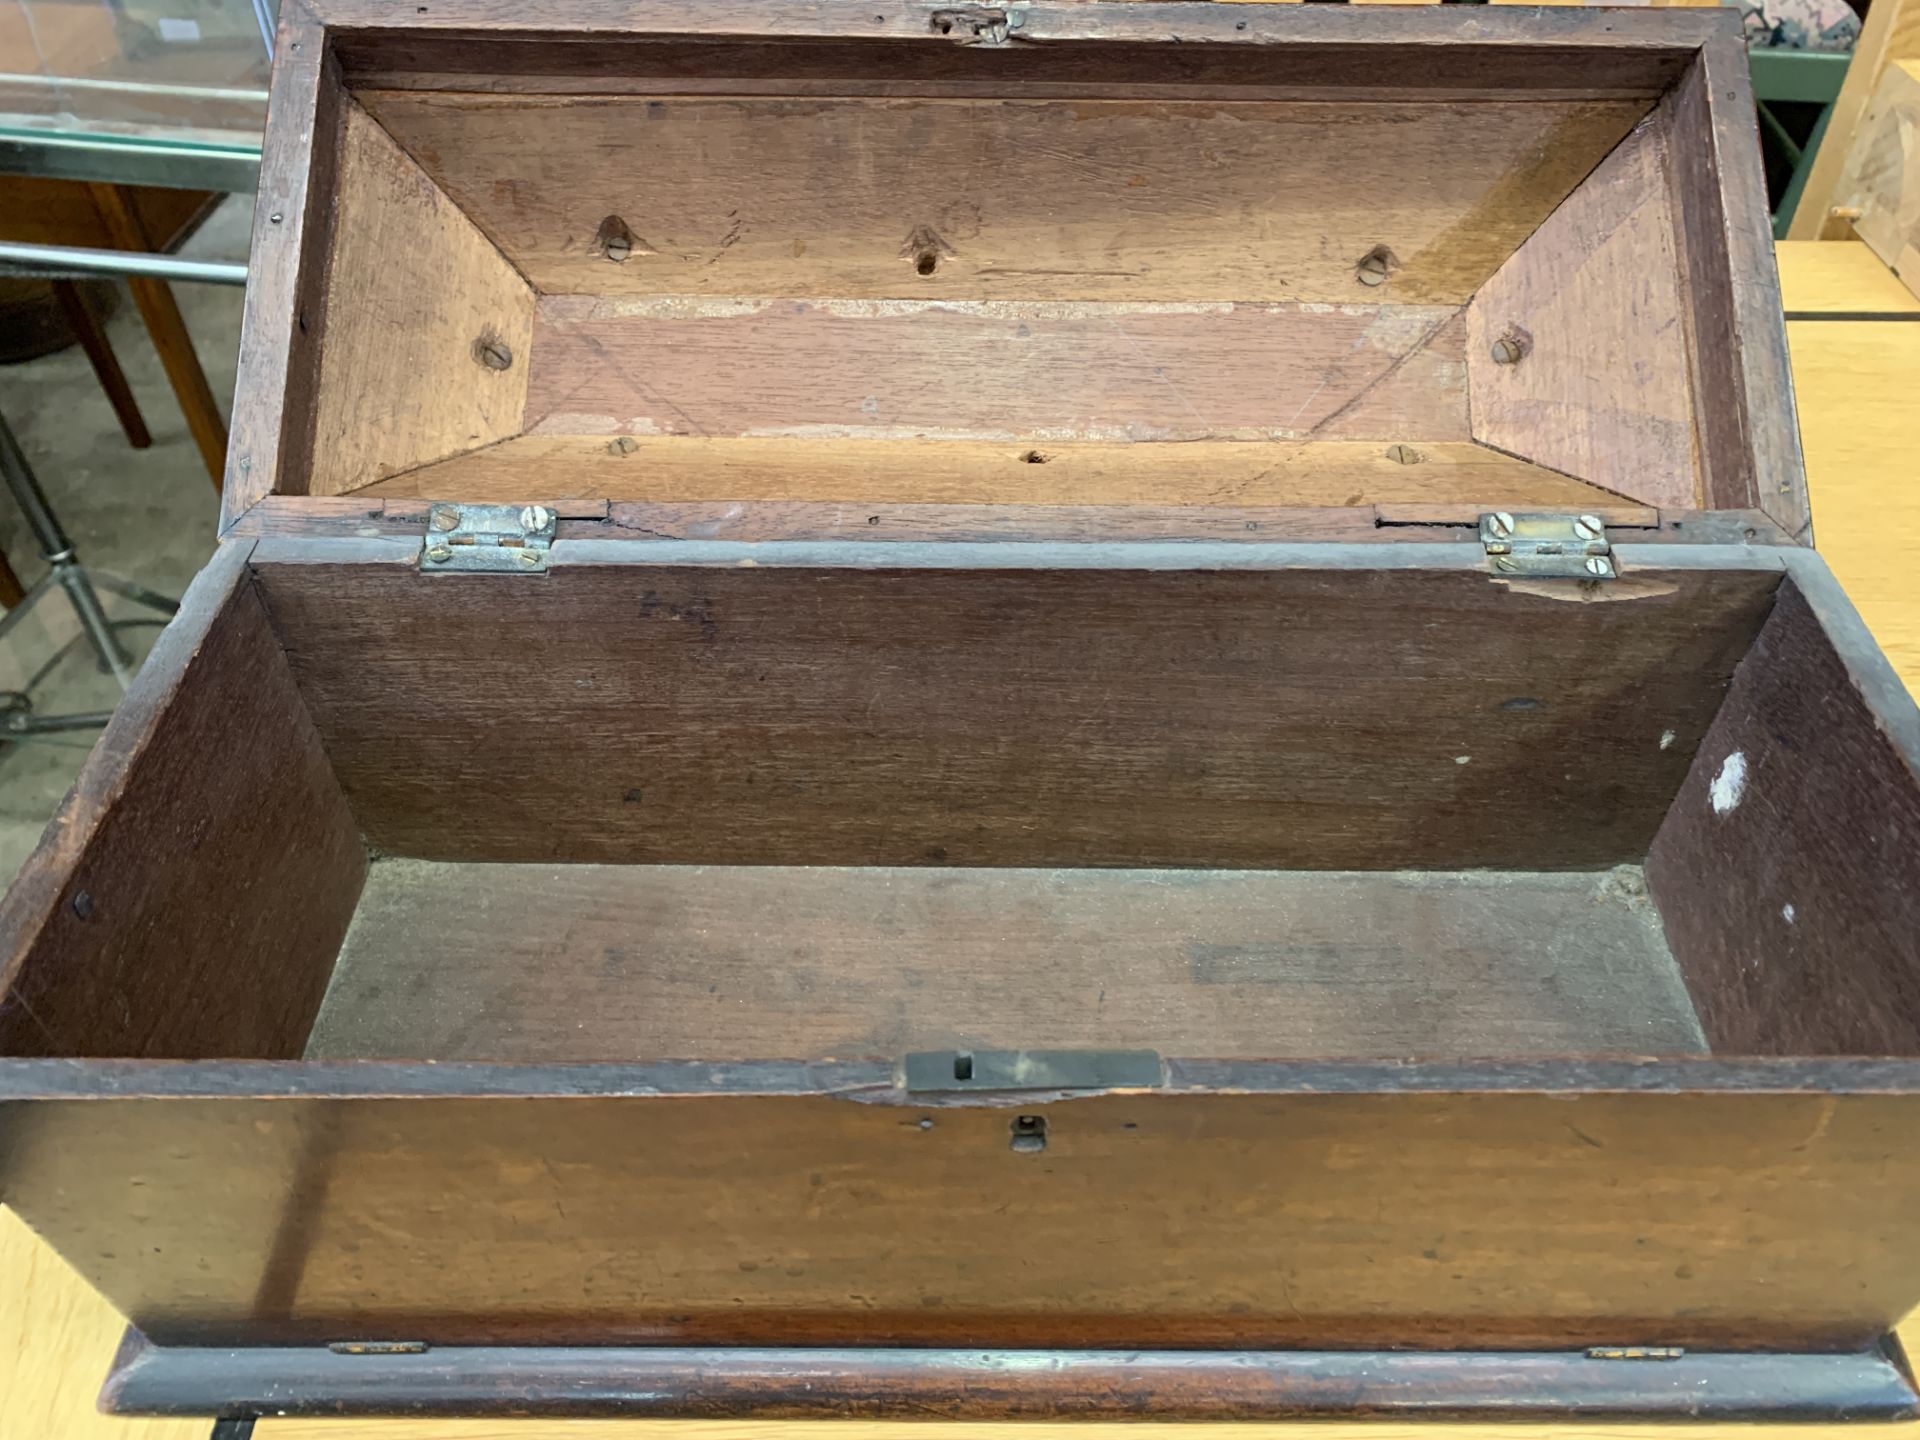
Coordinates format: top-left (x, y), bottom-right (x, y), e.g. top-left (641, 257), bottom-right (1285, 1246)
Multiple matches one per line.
top-left (0, 0), bottom-right (271, 190)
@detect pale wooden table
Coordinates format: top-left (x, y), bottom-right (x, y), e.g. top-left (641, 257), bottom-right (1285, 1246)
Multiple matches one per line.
top-left (5, 239), bottom-right (1920, 1440)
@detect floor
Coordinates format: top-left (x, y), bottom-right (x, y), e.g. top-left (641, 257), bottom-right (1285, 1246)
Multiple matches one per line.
top-left (0, 194), bottom-right (244, 884)
top-left (2, 241), bottom-right (1919, 1440)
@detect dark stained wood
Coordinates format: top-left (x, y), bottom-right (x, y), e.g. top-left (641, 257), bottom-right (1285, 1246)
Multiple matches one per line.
top-left (0, 544), bottom-right (366, 1059)
top-left (7, 1084), bottom-right (1920, 1350)
top-left (85, 184), bottom-right (228, 492)
top-left (318, 2), bottom-right (1713, 98)
top-left (0, 548), bottom-right (24, 608)
top-left (1658, 32), bottom-right (1811, 541)
top-left (1648, 556), bottom-right (1920, 1057)
top-left (51, 282), bottom-right (152, 449)
top-left (523, 297), bottom-right (1472, 444)
top-left (248, 544), bottom-right (1780, 869)
top-left (100, 1332), bottom-right (1920, 1421)
top-left (306, 861), bottom-right (1706, 1063)
top-left (220, 0), bottom-right (347, 531)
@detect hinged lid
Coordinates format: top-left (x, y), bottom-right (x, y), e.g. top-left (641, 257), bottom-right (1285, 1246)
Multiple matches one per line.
top-left (419, 503), bottom-right (556, 573)
top-left (1480, 512), bottom-right (1615, 580)
top-left (219, 5), bottom-right (1806, 551)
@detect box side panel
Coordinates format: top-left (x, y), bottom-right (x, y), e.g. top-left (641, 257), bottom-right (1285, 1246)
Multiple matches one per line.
top-left (1648, 551), bottom-right (1920, 1056)
top-left (1658, 32), bottom-right (1810, 540)
top-left (221, 0), bottom-right (346, 530)
top-left (0, 544), bottom-right (366, 1059)
top-left (247, 545), bottom-right (1778, 869)
top-left (358, 92), bottom-right (1645, 306)
top-left (3, 1088), bottom-right (1918, 1350)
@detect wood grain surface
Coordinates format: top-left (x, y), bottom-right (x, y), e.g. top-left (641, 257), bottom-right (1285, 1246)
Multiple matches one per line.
top-left (1467, 118), bottom-right (1700, 510)
top-left (221, 0), bottom-right (342, 529)
top-left (3, 230), bottom-right (1912, 1440)
top-left (304, 102), bottom-right (534, 496)
top-left (306, 861), bottom-right (1705, 1063)
top-left (367, 436), bottom-right (1625, 511)
top-left (8, 1085), bottom-right (1920, 1352)
top-left (249, 549), bottom-right (1777, 869)
top-left (360, 93), bottom-right (1644, 305)
top-left (522, 297), bottom-right (1470, 444)
top-left (0, 545), bottom-right (365, 1060)
top-left (1649, 571), bottom-right (1920, 1056)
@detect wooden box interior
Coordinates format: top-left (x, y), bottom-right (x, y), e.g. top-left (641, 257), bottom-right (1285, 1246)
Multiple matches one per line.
top-left (4, 544), bottom-right (1916, 1067)
top-left (273, 34), bottom-right (1776, 525)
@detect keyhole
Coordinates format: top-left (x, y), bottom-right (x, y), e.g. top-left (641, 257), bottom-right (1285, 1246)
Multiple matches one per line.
top-left (1010, 1114), bottom-right (1047, 1154)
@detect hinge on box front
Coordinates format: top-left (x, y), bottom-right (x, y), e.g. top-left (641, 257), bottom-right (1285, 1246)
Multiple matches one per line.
top-left (1480, 512), bottom-right (1615, 580)
top-left (1586, 1345), bottom-right (1686, 1361)
top-left (419, 503), bottom-right (555, 573)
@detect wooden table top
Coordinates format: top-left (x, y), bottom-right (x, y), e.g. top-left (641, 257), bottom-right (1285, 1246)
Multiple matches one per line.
top-left (5, 240), bottom-right (1920, 1440)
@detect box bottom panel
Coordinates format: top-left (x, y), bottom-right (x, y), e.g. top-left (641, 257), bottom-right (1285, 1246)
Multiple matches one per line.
top-left (102, 1333), bottom-right (1920, 1421)
top-left (304, 861), bottom-right (1708, 1063)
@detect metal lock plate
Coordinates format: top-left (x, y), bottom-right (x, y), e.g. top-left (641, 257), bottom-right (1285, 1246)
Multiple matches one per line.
top-left (1480, 512), bottom-right (1614, 580)
top-left (419, 503), bottom-right (556, 573)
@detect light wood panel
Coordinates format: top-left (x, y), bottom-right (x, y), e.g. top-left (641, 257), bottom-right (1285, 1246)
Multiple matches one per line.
top-left (522, 297), bottom-right (1470, 443)
top-left (1830, 60), bottom-right (1920, 301)
top-left (1467, 118), bottom-right (1699, 510)
top-left (366, 436), bottom-right (1628, 510)
top-left (305, 101), bottom-right (535, 496)
top-left (307, 862), bottom-right (1705, 1063)
top-left (360, 93), bottom-right (1646, 304)
top-left (1788, 315), bottom-right (1920, 683)
top-left (1775, 238), bottom-right (1920, 313)
top-left (1788, 0), bottom-right (1920, 239)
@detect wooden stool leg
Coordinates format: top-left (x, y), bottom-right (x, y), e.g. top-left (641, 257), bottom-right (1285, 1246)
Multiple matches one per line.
top-left (51, 281), bottom-right (152, 449)
top-left (0, 548), bottom-right (24, 609)
top-left (85, 183), bottom-right (228, 493)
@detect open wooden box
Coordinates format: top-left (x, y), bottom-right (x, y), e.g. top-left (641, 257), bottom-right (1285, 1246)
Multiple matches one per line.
top-left (4, 0), bottom-right (1920, 1423)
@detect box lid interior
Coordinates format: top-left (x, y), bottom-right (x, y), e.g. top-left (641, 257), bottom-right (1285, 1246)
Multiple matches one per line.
top-left (241, 8), bottom-right (1806, 543)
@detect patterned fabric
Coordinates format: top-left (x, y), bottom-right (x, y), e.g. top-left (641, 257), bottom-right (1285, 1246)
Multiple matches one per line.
top-left (1742, 0), bottom-right (1862, 52)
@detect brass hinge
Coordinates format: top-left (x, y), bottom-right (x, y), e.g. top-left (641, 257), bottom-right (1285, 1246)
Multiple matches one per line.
top-left (1481, 512), bottom-right (1615, 580)
top-left (419, 502), bottom-right (555, 573)
top-left (1586, 1345), bottom-right (1686, 1361)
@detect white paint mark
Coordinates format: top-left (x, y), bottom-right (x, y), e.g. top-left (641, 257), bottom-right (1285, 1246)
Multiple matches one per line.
top-left (1782, 903), bottom-right (1796, 925)
top-left (1659, 729), bottom-right (1676, 751)
top-left (1709, 752), bottom-right (1748, 815)
top-left (1454, 755), bottom-right (1471, 765)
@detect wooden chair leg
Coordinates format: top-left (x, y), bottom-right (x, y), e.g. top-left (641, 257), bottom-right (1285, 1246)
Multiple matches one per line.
top-left (51, 281), bottom-right (152, 450)
top-left (0, 548), bottom-right (25, 609)
top-left (85, 183), bottom-right (228, 493)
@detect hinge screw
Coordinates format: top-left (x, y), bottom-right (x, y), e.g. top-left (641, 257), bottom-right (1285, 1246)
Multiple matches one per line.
top-left (520, 505), bottom-right (553, 532)
top-left (473, 337), bottom-right (513, 371)
top-left (1385, 444), bottom-right (1423, 466)
top-left (1488, 512), bottom-right (1515, 539)
top-left (1584, 556), bottom-right (1611, 577)
top-left (517, 549), bottom-right (542, 568)
top-left (424, 544), bottom-right (453, 564)
top-left (430, 505), bottom-right (460, 532)
top-left (1573, 514), bottom-right (1604, 541)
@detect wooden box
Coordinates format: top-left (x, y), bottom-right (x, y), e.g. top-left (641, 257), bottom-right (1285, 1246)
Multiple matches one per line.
top-left (4, 1), bottom-right (1920, 1422)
